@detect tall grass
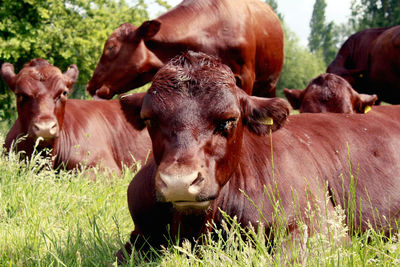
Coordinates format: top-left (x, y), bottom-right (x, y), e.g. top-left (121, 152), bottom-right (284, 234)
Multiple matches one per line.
top-left (1, 131), bottom-right (400, 266)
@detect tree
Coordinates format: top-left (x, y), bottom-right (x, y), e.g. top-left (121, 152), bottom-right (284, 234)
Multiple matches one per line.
top-left (309, 0), bottom-right (327, 53)
top-left (350, 0), bottom-right (400, 30)
top-left (308, 0), bottom-right (336, 65)
top-left (0, 0), bottom-right (150, 129)
top-left (276, 24), bottom-right (326, 97)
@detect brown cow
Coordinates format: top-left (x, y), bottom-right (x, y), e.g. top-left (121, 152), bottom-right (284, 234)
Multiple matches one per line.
top-left (118, 51), bottom-right (400, 261)
top-left (327, 26), bottom-right (400, 103)
top-left (2, 59), bottom-right (151, 173)
top-left (367, 26), bottom-right (400, 103)
top-left (86, 0), bottom-right (284, 99)
top-left (283, 73), bottom-right (378, 113)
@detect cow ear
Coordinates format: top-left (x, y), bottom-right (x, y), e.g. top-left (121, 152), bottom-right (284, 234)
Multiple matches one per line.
top-left (64, 64), bottom-right (79, 87)
top-left (120, 92), bottom-right (146, 130)
top-left (136, 20), bottom-right (161, 40)
top-left (354, 93), bottom-right (378, 113)
top-left (240, 91), bottom-right (291, 135)
top-left (283, 88), bottom-right (303, 110)
top-left (1, 63), bottom-right (16, 92)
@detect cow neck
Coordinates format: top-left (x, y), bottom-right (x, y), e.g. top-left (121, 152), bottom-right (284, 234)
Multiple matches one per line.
top-left (209, 130), bottom-right (276, 228)
top-left (51, 127), bottom-right (72, 169)
top-left (149, 5), bottom-right (222, 62)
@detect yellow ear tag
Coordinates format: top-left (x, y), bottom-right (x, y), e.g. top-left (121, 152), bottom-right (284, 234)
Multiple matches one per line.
top-left (364, 105), bottom-right (372, 114)
top-left (359, 73), bottom-right (363, 78)
top-left (262, 117), bottom-right (274, 125)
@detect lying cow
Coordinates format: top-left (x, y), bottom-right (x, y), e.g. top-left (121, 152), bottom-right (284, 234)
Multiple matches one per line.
top-left (283, 73), bottom-right (378, 113)
top-left (86, 0), bottom-right (284, 99)
top-left (1, 59), bottom-right (151, 173)
top-left (118, 51), bottom-right (400, 261)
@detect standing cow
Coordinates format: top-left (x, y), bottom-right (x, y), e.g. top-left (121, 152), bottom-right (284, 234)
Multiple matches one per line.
top-left (1, 59), bottom-right (151, 173)
top-left (327, 26), bottom-right (400, 103)
top-left (118, 51), bottom-right (400, 261)
top-left (86, 0), bottom-right (284, 99)
top-left (283, 73), bottom-right (378, 113)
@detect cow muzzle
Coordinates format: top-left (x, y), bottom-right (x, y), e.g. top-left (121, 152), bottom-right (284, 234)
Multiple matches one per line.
top-left (32, 120), bottom-right (59, 140)
top-left (94, 85), bottom-right (113, 99)
top-left (156, 171), bottom-right (211, 210)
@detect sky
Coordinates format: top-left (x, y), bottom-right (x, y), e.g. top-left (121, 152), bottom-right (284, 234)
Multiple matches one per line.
top-left (146, 0), bottom-right (352, 46)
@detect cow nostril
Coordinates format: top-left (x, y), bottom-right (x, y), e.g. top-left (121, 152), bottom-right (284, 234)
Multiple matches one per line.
top-left (190, 173), bottom-right (205, 187)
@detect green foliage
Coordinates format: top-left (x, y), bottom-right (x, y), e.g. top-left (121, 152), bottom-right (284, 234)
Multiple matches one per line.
top-left (309, 0), bottom-right (327, 53)
top-left (350, 0), bottom-right (400, 30)
top-left (276, 24), bottom-right (326, 96)
top-left (0, 0), bottom-right (150, 128)
top-left (308, 0), bottom-right (337, 65)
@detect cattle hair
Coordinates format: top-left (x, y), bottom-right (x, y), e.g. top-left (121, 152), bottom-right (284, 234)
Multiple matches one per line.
top-left (150, 51), bottom-right (236, 97)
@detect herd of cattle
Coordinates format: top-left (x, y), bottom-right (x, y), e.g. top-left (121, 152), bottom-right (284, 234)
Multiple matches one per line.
top-left (2, 0), bottom-right (400, 262)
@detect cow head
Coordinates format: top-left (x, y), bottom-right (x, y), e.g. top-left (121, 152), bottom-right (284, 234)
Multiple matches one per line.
top-left (86, 21), bottom-right (164, 99)
top-left (283, 73), bottom-right (378, 114)
top-left (121, 51), bottom-right (290, 212)
top-left (1, 59), bottom-right (78, 147)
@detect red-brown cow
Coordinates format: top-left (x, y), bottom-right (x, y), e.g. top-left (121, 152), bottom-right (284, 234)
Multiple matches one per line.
top-left (327, 26), bottom-right (400, 103)
top-left (2, 59), bottom-right (151, 173)
top-left (367, 26), bottom-right (400, 103)
top-left (283, 73), bottom-right (378, 113)
top-left (86, 0), bottom-right (284, 99)
top-left (118, 52), bottom-right (400, 261)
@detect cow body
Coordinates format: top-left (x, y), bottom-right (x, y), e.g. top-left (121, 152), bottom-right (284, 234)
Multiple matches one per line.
top-left (327, 26), bottom-right (400, 103)
top-left (5, 99), bottom-right (150, 171)
top-left (2, 59), bottom-right (151, 173)
top-left (368, 26), bottom-right (400, 103)
top-left (86, 0), bottom-right (284, 99)
top-left (118, 52), bottom-right (400, 260)
top-left (283, 73), bottom-right (378, 113)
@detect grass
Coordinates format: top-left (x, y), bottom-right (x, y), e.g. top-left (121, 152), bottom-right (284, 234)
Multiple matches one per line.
top-left (1, 131), bottom-right (400, 266)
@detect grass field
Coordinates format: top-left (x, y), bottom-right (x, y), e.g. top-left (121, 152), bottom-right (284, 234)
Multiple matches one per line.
top-left (1, 131), bottom-right (400, 266)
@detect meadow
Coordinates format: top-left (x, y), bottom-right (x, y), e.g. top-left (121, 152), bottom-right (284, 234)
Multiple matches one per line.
top-left (1, 131), bottom-right (400, 266)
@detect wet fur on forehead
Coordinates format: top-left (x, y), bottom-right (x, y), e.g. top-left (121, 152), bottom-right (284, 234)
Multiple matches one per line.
top-left (307, 73), bottom-right (352, 102)
top-left (150, 51), bottom-right (236, 97)
top-left (17, 59), bottom-right (63, 82)
top-left (114, 23), bottom-right (137, 40)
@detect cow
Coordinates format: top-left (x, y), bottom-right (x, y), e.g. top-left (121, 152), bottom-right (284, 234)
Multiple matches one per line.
top-left (327, 26), bottom-right (400, 103)
top-left (86, 0), bottom-right (284, 99)
top-left (117, 51), bottom-right (400, 261)
top-left (283, 73), bottom-right (378, 113)
top-left (367, 26), bottom-right (400, 104)
top-left (1, 59), bottom-right (151, 173)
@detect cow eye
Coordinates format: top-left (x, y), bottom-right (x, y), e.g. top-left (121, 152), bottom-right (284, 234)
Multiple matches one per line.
top-left (214, 118), bottom-right (238, 136)
top-left (108, 46), bottom-right (114, 51)
top-left (55, 90), bottom-right (69, 102)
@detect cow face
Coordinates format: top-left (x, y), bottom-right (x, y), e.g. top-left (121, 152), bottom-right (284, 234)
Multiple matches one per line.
top-left (1, 59), bottom-right (78, 147)
top-left (86, 21), bottom-right (164, 99)
top-left (284, 73), bottom-right (377, 114)
top-left (121, 51), bottom-right (290, 212)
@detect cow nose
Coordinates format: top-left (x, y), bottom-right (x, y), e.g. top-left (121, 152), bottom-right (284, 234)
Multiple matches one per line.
top-left (32, 121), bottom-right (59, 139)
top-left (157, 172), bottom-right (205, 202)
